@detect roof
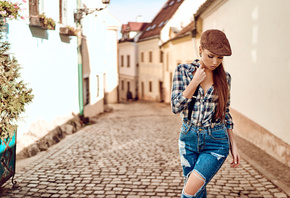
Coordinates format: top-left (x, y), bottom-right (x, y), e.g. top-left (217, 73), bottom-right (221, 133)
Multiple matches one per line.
top-left (138, 0), bottom-right (184, 42)
top-left (161, 21), bottom-right (195, 46)
top-left (174, 21), bottom-right (195, 39)
top-left (161, 0), bottom-right (216, 46)
top-left (194, 0), bottom-right (215, 18)
top-left (121, 22), bottom-right (149, 33)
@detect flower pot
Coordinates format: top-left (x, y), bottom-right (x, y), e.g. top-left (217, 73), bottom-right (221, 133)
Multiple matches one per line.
top-left (0, 131), bottom-right (16, 187)
top-left (59, 27), bottom-right (77, 36)
top-left (29, 16), bottom-right (55, 30)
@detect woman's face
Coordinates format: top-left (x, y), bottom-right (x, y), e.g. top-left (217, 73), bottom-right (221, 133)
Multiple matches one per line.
top-left (200, 48), bottom-right (224, 70)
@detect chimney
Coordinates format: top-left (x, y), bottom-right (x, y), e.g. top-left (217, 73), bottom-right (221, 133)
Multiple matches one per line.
top-left (136, 15), bottom-right (143, 22)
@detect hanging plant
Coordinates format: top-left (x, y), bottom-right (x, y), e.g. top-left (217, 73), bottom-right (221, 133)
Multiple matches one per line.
top-left (0, 0), bottom-right (25, 20)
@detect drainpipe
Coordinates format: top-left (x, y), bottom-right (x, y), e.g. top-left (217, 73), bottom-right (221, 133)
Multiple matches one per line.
top-left (76, 0), bottom-right (84, 116)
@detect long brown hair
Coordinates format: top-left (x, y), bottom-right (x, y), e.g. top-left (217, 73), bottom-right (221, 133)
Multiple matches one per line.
top-left (213, 62), bottom-right (229, 121)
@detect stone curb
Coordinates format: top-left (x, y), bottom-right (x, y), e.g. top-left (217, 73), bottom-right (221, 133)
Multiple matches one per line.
top-left (16, 115), bottom-right (84, 160)
top-left (239, 148), bottom-right (290, 197)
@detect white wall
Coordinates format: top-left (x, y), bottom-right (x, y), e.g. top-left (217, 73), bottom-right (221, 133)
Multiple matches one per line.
top-left (118, 41), bottom-right (139, 101)
top-left (82, 9), bottom-right (120, 112)
top-left (200, 0), bottom-right (290, 143)
top-left (119, 42), bottom-right (138, 76)
top-left (7, 0), bottom-right (79, 139)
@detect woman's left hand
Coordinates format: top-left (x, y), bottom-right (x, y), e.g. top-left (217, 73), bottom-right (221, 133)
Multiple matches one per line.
top-left (227, 129), bottom-right (240, 168)
top-left (230, 140), bottom-right (240, 168)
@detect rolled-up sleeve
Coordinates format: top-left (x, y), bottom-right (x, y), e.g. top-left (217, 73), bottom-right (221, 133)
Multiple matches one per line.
top-left (225, 72), bottom-right (234, 129)
top-left (171, 65), bottom-right (191, 114)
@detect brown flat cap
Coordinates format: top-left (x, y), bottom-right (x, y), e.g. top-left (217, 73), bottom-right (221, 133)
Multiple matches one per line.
top-left (200, 29), bottom-right (232, 56)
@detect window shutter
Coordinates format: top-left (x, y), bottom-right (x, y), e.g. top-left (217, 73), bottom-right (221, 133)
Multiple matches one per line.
top-left (29, 0), bottom-right (39, 16)
top-left (59, 0), bottom-right (62, 23)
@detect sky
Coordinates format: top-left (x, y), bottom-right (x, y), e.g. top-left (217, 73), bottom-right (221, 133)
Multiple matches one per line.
top-left (107, 0), bottom-right (168, 24)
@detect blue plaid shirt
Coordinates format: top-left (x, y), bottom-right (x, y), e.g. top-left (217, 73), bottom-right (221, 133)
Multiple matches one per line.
top-left (171, 60), bottom-right (233, 129)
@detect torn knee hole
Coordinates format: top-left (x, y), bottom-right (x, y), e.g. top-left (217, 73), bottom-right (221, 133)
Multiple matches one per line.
top-left (184, 170), bottom-right (205, 196)
top-left (211, 152), bottom-right (225, 160)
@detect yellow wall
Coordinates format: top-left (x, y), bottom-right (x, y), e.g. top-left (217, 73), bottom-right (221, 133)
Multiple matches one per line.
top-left (162, 36), bottom-right (199, 103)
top-left (138, 38), bottom-right (163, 101)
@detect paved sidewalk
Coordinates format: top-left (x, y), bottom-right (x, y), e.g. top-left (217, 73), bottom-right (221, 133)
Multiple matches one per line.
top-left (0, 102), bottom-right (289, 198)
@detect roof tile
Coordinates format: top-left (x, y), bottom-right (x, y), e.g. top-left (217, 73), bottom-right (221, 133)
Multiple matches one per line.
top-left (139, 0), bottom-right (184, 41)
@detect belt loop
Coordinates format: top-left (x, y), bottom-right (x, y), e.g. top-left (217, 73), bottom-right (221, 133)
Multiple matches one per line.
top-left (208, 126), bottom-right (211, 135)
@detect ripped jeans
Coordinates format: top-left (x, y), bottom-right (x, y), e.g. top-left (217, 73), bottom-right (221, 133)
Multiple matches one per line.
top-left (179, 123), bottom-right (230, 198)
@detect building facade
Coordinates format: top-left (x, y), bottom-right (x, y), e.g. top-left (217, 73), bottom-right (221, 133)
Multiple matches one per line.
top-left (137, 0), bottom-right (205, 102)
top-left (4, 0), bottom-right (120, 152)
top-left (82, 8), bottom-right (121, 117)
top-left (118, 22), bottom-right (148, 102)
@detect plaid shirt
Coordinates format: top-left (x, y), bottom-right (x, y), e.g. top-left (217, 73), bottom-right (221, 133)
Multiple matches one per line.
top-left (171, 60), bottom-right (233, 129)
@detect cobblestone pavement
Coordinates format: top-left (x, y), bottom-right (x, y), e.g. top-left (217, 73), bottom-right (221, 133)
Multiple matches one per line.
top-left (0, 102), bottom-right (289, 198)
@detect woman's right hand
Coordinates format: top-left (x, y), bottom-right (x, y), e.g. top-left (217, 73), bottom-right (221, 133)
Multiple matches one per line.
top-left (192, 64), bottom-right (206, 84)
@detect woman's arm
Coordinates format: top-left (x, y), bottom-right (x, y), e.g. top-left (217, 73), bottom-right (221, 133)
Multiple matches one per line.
top-left (171, 64), bottom-right (206, 114)
top-left (227, 129), bottom-right (240, 168)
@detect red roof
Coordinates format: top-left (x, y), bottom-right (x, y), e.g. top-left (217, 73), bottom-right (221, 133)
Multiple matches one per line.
top-left (121, 22), bottom-right (149, 33)
top-left (138, 0), bottom-right (184, 41)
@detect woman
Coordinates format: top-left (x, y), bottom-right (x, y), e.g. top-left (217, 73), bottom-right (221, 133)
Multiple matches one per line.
top-left (171, 29), bottom-right (240, 198)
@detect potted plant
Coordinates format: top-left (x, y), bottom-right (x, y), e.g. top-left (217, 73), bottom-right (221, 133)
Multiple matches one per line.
top-left (38, 13), bottom-right (56, 30)
top-left (59, 25), bottom-right (79, 36)
top-left (29, 13), bottom-right (56, 30)
top-left (0, 20), bottom-right (34, 186)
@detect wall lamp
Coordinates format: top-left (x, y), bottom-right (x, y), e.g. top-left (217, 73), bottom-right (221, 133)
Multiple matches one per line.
top-left (74, 0), bottom-right (110, 23)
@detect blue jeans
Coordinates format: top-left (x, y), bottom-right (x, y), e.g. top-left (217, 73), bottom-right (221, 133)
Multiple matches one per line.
top-left (179, 123), bottom-right (230, 198)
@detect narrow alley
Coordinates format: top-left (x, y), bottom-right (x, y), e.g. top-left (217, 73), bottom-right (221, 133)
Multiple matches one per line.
top-left (0, 102), bottom-right (288, 198)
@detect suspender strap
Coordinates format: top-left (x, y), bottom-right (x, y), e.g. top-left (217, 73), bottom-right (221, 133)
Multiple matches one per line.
top-left (187, 85), bottom-right (199, 123)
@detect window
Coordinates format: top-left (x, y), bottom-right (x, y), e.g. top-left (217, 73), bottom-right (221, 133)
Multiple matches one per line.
top-left (149, 81), bottom-right (152, 92)
top-left (96, 75), bottom-right (100, 97)
top-left (127, 55), bottom-right (130, 67)
top-left (149, 51), bottom-right (153, 63)
top-left (169, 1), bottom-right (175, 6)
top-left (83, 77), bottom-right (90, 105)
top-left (127, 82), bottom-right (130, 92)
top-left (141, 52), bottom-right (144, 62)
top-left (121, 55), bottom-right (124, 67)
top-left (160, 51), bottom-right (163, 63)
top-left (121, 80), bottom-right (124, 90)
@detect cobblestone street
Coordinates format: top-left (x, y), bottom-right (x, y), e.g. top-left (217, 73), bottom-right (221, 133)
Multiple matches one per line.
top-left (0, 102), bottom-right (289, 198)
